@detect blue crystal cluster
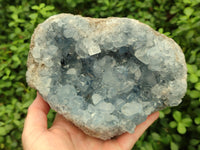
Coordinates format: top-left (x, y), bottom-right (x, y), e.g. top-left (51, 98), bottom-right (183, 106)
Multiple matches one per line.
top-left (26, 14), bottom-right (187, 140)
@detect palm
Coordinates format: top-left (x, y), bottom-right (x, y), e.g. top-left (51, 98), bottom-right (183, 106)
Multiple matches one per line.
top-left (26, 117), bottom-right (125, 150)
top-left (22, 93), bottom-right (159, 150)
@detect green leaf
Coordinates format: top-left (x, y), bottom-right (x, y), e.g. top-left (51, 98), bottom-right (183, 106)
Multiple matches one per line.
top-left (173, 111), bottom-right (182, 122)
top-left (0, 63), bottom-right (7, 71)
top-left (10, 45), bottom-right (17, 51)
top-left (142, 142), bottom-right (153, 150)
top-left (170, 121), bottom-right (177, 128)
top-left (0, 143), bottom-right (5, 149)
top-left (186, 30), bottom-right (195, 39)
top-left (9, 6), bottom-right (16, 12)
top-left (170, 6), bottom-right (179, 14)
top-left (182, 118), bottom-right (192, 127)
top-left (158, 28), bottom-right (164, 33)
top-left (13, 120), bottom-right (21, 126)
top-left (12, 55), bottom-right (21, 64)
top-left (22, 100), bottom-right (32, 108)
top-left (190, 139), bottom-right (199, 146)
top-left (197, 125), bottom-right (200, 133)
top-left (195, 83), bottom-right (200, 91)
top-left (151, 132), bottom-right (161, 141)
top-left (170, 141), bottom-right (179, 150)
top-left (163, 108), bottom-right (171, 114)
top-left (177, 122), bottom-right (186, 134)
top-left (183, 0), bottom-right (192, 4)
top-left (160, 134), bottom-right (171, 145)
top-left (31, 5), bottom-right (39, 10)
top-left (195, 117), bottom-right (200, 125)
top-left (127, 15), bottom-right (133, 19)
top-left (0, 81), bottom-right (12, 88)
top-left (5, 124), bottom-right (14, 131)
top-left (172, 134), bottom-right (182, 142)
top-left (105, 0), bottom-right (110, 6)
top-left (190, 90), bottom-right (200, 98)
top-left (188, 53), bottom-right (196, 64)
top-left (197, 70), bottom-right (200, 77)
top-left (29, 13), bottom-right (38, 19)
top-left (159, 111), bottom-right (165, 118)
top-left (2, 76), bottom-right (9, 80)
top-left (189, 74), bottom-right (199, 83)
top-left (5, 68), bottom-right (11, 76)
top-left (43, 6), bottom-right (55, 11)
top-left (187, 64), bottom-right (197, 74)
top-left (0, 127), bottom-right (7, 136)
top-left (39, 3), bottom-right (45, 9)
top-left (184, 7), bottom-right (194, 17)
top-left (11, 14), bottom-right (18, 20)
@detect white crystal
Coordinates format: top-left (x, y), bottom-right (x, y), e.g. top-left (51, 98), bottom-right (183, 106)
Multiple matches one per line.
top-left (96, 101), bottom-right (115, 113)
top-left (66, 68), bottom-right (77, 75)
top-left (121, 102), bottom-right (143, 116)
top-left (92, 94), bottom-right (103, 105)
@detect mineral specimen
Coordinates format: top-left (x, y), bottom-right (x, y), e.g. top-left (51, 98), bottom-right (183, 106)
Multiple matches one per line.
top-left (26, 14), bottom-right (187, 140)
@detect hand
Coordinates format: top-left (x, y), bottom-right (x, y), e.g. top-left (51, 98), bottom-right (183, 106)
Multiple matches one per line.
top-left (22, 92), bottom-right (159, 150)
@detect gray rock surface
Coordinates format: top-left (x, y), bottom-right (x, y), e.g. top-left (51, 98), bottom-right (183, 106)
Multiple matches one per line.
top-left (26, 14), bottom-right (187, 140)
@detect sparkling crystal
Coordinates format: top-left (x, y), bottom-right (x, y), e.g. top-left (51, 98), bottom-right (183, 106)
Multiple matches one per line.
top-left (26, 14), bottom-right (187, 140)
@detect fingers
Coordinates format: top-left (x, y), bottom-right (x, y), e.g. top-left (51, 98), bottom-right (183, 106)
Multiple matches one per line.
top-left (23, 92), bottom-right (50, 134)
top-left (116, 111), bottom-right (159, 150)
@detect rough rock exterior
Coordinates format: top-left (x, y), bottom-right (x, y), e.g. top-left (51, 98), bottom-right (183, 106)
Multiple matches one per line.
top-left (26, 14), bottom-right (187, 140)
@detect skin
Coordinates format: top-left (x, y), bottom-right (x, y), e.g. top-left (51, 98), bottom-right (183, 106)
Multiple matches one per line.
top-left (22, 92), bottom-right (159, 150)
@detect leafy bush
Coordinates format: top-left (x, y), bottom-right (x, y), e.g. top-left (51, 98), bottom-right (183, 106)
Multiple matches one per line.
top-left (0, 0), bottom-right (199, 149)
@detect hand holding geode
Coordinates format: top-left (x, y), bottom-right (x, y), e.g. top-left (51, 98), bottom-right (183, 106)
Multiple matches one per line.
top-left (26, 14), bottom-right (187, 140)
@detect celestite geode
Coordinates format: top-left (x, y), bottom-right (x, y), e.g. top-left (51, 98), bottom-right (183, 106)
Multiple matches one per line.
top-left (26, 14), bottom-right (187, 140)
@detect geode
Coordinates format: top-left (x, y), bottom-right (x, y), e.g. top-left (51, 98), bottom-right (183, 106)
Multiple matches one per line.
top-left (26, 14), bottom-right (187, 140)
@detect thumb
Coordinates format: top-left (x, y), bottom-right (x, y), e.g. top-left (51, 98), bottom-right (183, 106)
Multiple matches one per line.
top-left (22, 92), bottom-right (50, 136)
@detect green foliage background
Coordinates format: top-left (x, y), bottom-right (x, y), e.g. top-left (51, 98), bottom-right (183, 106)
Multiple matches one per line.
top-left (0, 0), bottom-right (200, 149)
